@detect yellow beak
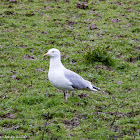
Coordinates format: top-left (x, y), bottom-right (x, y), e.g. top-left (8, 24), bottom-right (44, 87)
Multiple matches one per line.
top-left (43, 53), bottom-right (49, 57)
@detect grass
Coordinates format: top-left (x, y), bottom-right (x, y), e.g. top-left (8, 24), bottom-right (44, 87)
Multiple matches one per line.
top-left (85, 46), bottom-right (115, 66)
top-left (0, 0), bottom-right (140, 139)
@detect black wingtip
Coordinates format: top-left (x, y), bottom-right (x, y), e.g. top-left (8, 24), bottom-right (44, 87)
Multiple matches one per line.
top-left (93, 86), bottom-right (101, 91)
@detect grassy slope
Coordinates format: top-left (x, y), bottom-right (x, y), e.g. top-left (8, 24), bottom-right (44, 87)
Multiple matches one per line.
top-left (0, 0), bottom-right (140, 139)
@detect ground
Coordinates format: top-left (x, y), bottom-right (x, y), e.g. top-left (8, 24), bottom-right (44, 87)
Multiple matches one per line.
top-left (0, 0), bottom-right (140, 139)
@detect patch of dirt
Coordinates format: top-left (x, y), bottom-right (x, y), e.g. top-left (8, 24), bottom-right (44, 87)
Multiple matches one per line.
top-left (18, 25), bottom-right (26, 29)
top-left (90, 39), bottom-right (94, 41)
top-left (66, 20), bottom-right (77, 25)
top-left (11, 75), bottom-right (20, 80)
top-left (127, 8), bottom-right (133, 12)
top-left (61, 54), bottom-right (67, 59)
top-left (0, 133), bottom-right (4, 136)
top-left (63, 117), bottom-right (80, 129)
top-left (11, 70), bottom-right (17, 74)
top-left (126, 56), bottom-right (139, 62)
top-left (2, 94), bottom-right (8, 99)
top-left (90, 24), bottom-right (98, 30)
top-left (18, 45), bottom-right (27, 48)
top-left (64, 0), bottom-right (69, 2)
top-left (25, 12), bottom-right (34, 17)
top-left (115, 81), bottom-right (123, 85)
top-left (75, 113), bottom-right (88, 119)
top-left (42, 113), bottom-right (53, 120)
top-left (14, 125), bottom-right (19, 130)
top-left (4, 10), bottom-right (14, 15)
top-left (101, 91), bottom-right (108, 95)
top-left (95, 106), bottom-right (102, 114)
top-left (74, 102), bottom-right (81, 106)
top-left (41, 31), bottom-right (48, 34)
top-left (111, 18), bottom-right (121, 23)
top-left (108, 110), bottom-right (139, 118)
top-left (95, 65), bottom-right (113, 71)
top-left (44, 92), bottom-right (56, 98)
top-left (70, 59), bottom-right (77, 64)
top-left (69, 133), bottom-right (74, 137)
top-left (78, 93), bottom-right (90, 98)
top-left (103, 90), bottom-right (114, 96)
top-left (6, 113), bottom-right (16, 119)
top-left (63, 24), bottom-right (73, 30)
top-left (109, 1), bottom-right (124, 6)
top-left (111, 125), bottom-right (119, 132)
top-left (24, 54), bottom-right (35, 60)
top-left (47, 94), bottom-right (56, 98)
top-left (0, 113), bottom-right (16, 119)
top-left (36, 69), bottom-right (46, 72)
top-left (45, 41), bottom-right (55, 45)
top-left (96, 32), bottom-right (104, 37)
top-left (95, 13), bottom-right (102, 18)
top-left (108, 112), bottom-right (125, 117)
top-left (76, 2), bottom-right (88, 10)
top-left (77, 50), bottom-right (83, 53)
top-left (109, 134), bottom-right (123, 139)
top-left (8, 0), bottom-right (17, 3)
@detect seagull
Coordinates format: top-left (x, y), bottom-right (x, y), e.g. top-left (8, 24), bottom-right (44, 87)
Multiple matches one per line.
top-left (43, 48), bottom-right (100, 101)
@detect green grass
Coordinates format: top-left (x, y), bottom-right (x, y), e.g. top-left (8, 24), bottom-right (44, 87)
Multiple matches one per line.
top-left (85, 46), bottom-right (116, 66)
top-left (0, 0), bottom-right (140, 139)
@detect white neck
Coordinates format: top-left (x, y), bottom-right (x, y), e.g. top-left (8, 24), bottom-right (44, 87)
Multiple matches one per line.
top-left (49, 56), bottom-right (65, 70)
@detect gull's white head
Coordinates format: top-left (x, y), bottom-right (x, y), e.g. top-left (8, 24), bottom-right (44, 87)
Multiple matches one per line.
top-left (43, 48), bottom-right (61, 58)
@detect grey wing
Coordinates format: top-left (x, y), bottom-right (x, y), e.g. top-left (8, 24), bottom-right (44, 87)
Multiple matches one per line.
top-left (64, 69), bottom-right (89, 90)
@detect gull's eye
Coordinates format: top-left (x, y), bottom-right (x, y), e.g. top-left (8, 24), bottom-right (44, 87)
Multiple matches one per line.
top-left (52, 51), bottom-right (55, 53)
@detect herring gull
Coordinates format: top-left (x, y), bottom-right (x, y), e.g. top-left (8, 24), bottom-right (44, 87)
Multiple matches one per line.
top-left (44, 48), bottom-right (100, 101)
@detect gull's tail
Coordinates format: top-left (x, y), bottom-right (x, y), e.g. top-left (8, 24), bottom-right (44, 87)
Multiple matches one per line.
top-left (92, 85), bottom-right (100, 91)
top-left (86, 80), bottom-right (100, 91)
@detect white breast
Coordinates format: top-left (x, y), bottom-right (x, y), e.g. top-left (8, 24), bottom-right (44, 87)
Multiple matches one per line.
top-left (48, 68), bottom-right (73, 91)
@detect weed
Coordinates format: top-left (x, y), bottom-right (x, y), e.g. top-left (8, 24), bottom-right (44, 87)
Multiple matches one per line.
top-left (85, 46), bottom-right (115, 67)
